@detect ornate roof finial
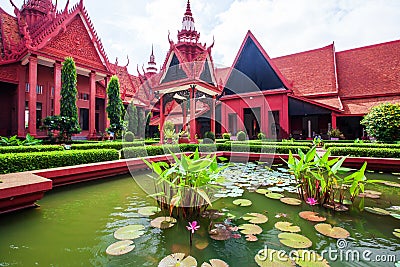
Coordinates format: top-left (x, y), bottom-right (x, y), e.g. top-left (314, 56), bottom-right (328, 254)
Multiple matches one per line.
top-left (185, 0), bottom-right (192, 16)
top-left (125, 55), bottom-right (130, 67)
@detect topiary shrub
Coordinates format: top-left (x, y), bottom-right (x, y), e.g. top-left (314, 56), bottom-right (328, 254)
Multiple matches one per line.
top-left (257, 132), bottom-right (266, 140)
top-left (361, 103), bottom-right (400, 143)
top-left (237, 131), bottom-right (246, 141)
top-left (203, 131), bottom-right (215, 144)
top-left (222, 133), bottom-right (231, 140)
top-left (124, 131), bottom-right (135, 142)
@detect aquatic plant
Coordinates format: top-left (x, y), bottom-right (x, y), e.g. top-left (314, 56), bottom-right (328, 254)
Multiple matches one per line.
top-left (143, 149), bottom-right (227, 219)
top-left (186, 221), bottom-right (200, 246)
top-left (285, 147), bottom-right (378, 210)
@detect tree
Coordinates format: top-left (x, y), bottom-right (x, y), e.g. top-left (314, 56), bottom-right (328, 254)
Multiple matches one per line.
top-left (137, 107), bottom-right (146, 138)
top-left (361, 103), bottom-right (400, 142)
top-left (127, 104), bottom-right (138, 136)
top-left (145, 112), bottom-right (152, 138)
top-left (106, 76), bottom-right (124, 137)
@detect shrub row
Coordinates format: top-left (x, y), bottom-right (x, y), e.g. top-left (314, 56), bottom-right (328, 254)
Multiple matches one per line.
top-left (324, 143), bottom-right (400, 149)
top-left (0, 145), bottom-right (64, 154)
top-left (330, 147), bottom-right (400, 158)
top-left (0, 149), bottom-right (119, 174)
top-left (219, 143), bottom-right (310, 154)
top-left (71, 141), bottom-right (152, 150)
top-left (225, 141), bottom-right (312, 147)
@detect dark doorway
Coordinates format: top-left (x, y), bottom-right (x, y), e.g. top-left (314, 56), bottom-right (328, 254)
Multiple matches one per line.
top-left (244, 108), bottom-right (260, 139)
top-left (0, 82), bottom-right (17, 136)
top-left (337, 116), bottom-right (364, 140)
top-left (79, 108), bottom-right (89, 131)
top-left (269, 111), bottom-right (280, 139)
top-left (228, 113), bottom-right (237, 135)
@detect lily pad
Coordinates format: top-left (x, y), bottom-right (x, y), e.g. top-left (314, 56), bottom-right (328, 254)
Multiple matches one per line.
top-left (209, 226), bottom-right (232, 241)
top-left (255, 248), bottom-right (295, 267)
top-left (358, 193), bottom-right (380, 199)
top-left (280, 197), bottom-right (302, 206)
top-left (243, 213), bottom-right (268, 224)
top-left (194, 239), bottom-right (209, 250)
top-left (299, 211), bottom-right (326, 222)
top-left (315, 223), bottom-right (350, 239)
top-left (393, 229), bottom-right (400, 238)
top-left (294, 250), bottom-right (330, 267)
top-left (158, 253), bottom-right (197, 267)
top-left (383, 181), bottom-right (400, 188)
top-left (278, 233), bottom-right (312, 249)
top-left (201, 259), bottom-right (229, 267)
top-left (138, 206), bottom-right (161, 216)
top-left (275, 222), bottom-right (301, 233)
top-left (255, 188), bottom-right (270, 194)
top-left (364, 207), bottom-right (390, 216)
top-left (266, 192), bottom-right (284, 199)
top-left (233, 199), bottom-right (252, 207)
top-left (333, 199), bottom-right (352, 205)
top-left (150, 216), bottom-right (177, 229)
top-left (364, 190), bottom-right (382, 195)
top-left (202, 209), bottom-right (224, 220)
top-left (106, 240), bottom-right (135, 256)
top-left (238, 224), bottom-right (263, 235)
top-left (114, 225), bottom-right (145, 240)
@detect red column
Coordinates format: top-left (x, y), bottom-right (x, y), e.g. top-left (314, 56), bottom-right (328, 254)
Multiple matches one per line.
top-left (104, 76), bottom-right (110, 129)
top-left (280, 94), bottom-right (290, 139)
top-left (53, 62), bottom-right (62, 115)
top-left (189, 86), bottom-right (197, 143)
top-left (331, 113), bottom-right (337, 129)
top-left (89, 71), bottom-right (96, 138)
top-left (159, 95), bottom-right (165, 144)
top-left (182, 102), bottom-right (187, 131)
top-left (17, 65), bottom-right (26, 137)
top-left (211, 95), bottom-right (216, 133)
top-left (28, 56), bottom-right (38, 136)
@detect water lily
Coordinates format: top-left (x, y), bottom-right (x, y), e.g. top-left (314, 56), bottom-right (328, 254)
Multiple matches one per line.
top-left (306, 198), bottom-right (318, 206)
top-left (186, 221), bottom-right (200, 233)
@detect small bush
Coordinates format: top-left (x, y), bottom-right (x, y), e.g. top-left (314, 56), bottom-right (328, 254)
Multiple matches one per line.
top-left (124, 131), bottom-right (135, 142)
top-left (222, 133), bottom-right (231, 140)
top-left (237, 131), bottom-right (246, 141)
top-left (257, 132), bottom-right (266, 140)
top-left (204, 131), bottom-right (215, 141)
top-left (0, 149), bottom-right (119, 174)
top-left (0, 145), bottom-right (63, 154)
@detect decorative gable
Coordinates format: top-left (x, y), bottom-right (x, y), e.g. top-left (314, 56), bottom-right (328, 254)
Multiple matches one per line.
top-left (199, 59), bottom-right (214, 85)
top-left (40, 15), bottom-right (107, 71)
top-left (161, 53), bottom-right (188, 84)
top-left (224, 32), bottom-right (290, 95)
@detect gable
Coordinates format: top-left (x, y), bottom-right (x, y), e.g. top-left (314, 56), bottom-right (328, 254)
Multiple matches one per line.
top-left (199, 59), bottom-right (214, 85)
top-left (161, 53), bottom-right (188, 84)
top-left (225, 37), bottom-right (287, 95)
top-left (40, 15), bottom-right (107, 71)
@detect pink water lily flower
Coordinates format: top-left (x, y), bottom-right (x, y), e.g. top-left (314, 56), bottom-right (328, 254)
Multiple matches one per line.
top-left (186, 221), bottom-right (200, 233)
top-left (306, 198), bottom-right (318, 206)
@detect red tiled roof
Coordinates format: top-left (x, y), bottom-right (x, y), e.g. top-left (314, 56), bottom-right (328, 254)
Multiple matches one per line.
top-left (341, 96), bottom-right (400, 115)
top-left (272, 44), bottom-right (337, 96)
top-left (336, 40), bottom-right (400, 98)
top-left (112, 64), bottom-right (137, 97)
top-left (311, 96), bottom-right (343, 110)
top-left (0, 9), bottom-right (22, 49)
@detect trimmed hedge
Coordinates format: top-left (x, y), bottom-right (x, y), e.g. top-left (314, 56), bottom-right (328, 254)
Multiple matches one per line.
top-left (218, 143), bottom-right (310, 154)
top-left (324, 143), bottom-right (400, 149)
top-left (330, 147), bottom-right (400, 158)
top-left (0, 149), bottom-right (119, 174)
top-left (225, 141), bottom-right (312, 147)
top-left (0, 145), bottom-right (64, 154)
top-left (71, 142), bottom-right (150, 150)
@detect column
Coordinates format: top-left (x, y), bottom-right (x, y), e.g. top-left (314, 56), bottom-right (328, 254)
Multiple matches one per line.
top-left (28, 56), bottom-right (38, 136)
top-left (104, 76), bottom-right (110, 129)
top-left (280, 95), bottom-right (290, 139)
top-left (53, 61), bottom-right (62, 115)
top-left (17, 65), bottom-right (26, 136)
top-left (221, 100), bottom-right (227, 134)
top-left (211, 95), bottom-right (216, 133)
top-left (189, 86), bottom-right (197, 143)
top-left (159, 95), bottom-right (165, 144)
top-left (89, 71), bottom-right (96, 138)
top-left (182, 102), bottom-right (187, 131)
top-left (331, 113), bottom-right (337, 129)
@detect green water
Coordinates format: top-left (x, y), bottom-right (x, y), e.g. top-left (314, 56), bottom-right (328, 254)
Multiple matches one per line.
top-left (0, 170), bottom-right (399, 266)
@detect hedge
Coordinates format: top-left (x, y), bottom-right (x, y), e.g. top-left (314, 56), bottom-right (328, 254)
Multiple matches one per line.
top-left (0, 149), bottom-right (119, 174)
top-left (330, 147), bottom-right (400, 158)
top-left (0, 145), bottom-right (64, 154)
top-left (225, 141), bottom-right (312, 147)
top-left (324, 143), bottom-right (400, 149)
top-left (71, 142), bottom-right (151, 150)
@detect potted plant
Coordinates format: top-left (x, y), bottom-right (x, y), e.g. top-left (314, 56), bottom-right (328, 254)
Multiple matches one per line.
top-left (164, 129), bottom-right (176, 144)
top-left (328, 128), bottom-right (342, 140)
top-left (178, 130), bottom-right (190, 144)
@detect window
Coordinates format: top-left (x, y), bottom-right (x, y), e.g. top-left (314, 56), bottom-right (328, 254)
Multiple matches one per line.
top-left (25, 83), bottom-right (30, 92)
top-left (25, 101), bottom-right (29, 129)
top-left (51, 86), bottom-right (55, 97)
top-left (79, 93), bottom-right (89, 101)
top-left (36, 85), bottom-right (43, 94)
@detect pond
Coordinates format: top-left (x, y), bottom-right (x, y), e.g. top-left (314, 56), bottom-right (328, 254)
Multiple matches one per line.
top-left (0, 163), bottom-right (399, 266)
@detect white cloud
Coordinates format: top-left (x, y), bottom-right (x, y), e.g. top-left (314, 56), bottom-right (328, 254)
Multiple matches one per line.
top-left (2, 0), bottom-right (400, 73)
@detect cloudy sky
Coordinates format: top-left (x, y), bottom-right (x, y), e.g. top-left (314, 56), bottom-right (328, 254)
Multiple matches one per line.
top-left (3, 0), bottom-right (400, 74)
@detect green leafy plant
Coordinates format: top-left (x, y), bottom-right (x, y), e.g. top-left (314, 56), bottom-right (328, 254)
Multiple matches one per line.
top-left (237, 131), bottom-right (246, 141)
top-left (328, 128), bottom-right (342, 138)
top-left (257, 132), bottom-right (266, 140)
top-left (106, 76), bottom-right (125, 137)
top-left (164, 129), bottom-right (177, 144)
top-left (313, 136), bottom-right (323, 147)
top-left (42, 116), bottom-right (81, 143)
top-left (284, 147), bottom-right (378, 210)
top-left (361, 103), bottom-right (400, 142)
top-left (143, 149), bottom-right (227, 219)
top-left (124, 131), bottom-right (135, 142)
top-left (222, 133), bottom-right (231, 140)
top-left (0, 135), bottom-right (22, 146)
top-left (21, 133), bottom-right (42, 146)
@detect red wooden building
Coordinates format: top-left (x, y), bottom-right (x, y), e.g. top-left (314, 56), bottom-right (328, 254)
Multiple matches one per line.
top-left (1, 0), bottom-right (399, 140)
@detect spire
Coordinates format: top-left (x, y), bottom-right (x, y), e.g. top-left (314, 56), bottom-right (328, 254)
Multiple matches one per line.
top-left (178, 0), bottom-right (200, 44)
top-left (146, 45), bottom-right (157, 74)
top-left (22, 0), bottom-right (54, 14)
top-left (21, 0), bottom-right (55, 27)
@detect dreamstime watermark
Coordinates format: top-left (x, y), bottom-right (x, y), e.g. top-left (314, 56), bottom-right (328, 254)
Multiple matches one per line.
top-left (257, 239), bottom-right (398, 264)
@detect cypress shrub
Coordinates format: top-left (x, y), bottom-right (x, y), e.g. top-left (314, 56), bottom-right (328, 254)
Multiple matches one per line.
top-left (0, 149), bottom-right (119, 174)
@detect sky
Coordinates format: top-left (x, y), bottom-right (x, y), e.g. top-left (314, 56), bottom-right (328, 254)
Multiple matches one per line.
top-left (3, 0), bottom-right (400, 74)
